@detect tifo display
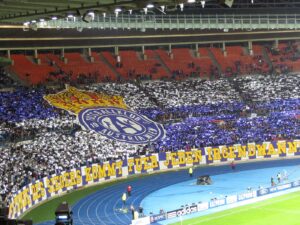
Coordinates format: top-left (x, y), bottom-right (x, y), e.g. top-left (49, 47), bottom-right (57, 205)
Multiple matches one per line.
top-left (0, 72), bottom-right (299, 222)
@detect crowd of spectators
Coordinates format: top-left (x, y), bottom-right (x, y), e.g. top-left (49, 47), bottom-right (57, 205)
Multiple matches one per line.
top-left (0, 82), bottom-right (156, 201)
top-left (155, 108), bottom-right (299, 151)
top-left (0, 68), bottom-right (19, 88)
top-left (0, 73), bottom-right (299, 204)
top-left (233, 74), bottom-right (300, 102)
top-left (140, 79), bottom-right (241, 108)
top-left (0, 129), bottom-right (143, 202)
top-left (47, 69), bottom-right (101, 85)
top-left (0, 88), bottom-right (59, 123)
top-left (88, 82), bottom-right (157, 110)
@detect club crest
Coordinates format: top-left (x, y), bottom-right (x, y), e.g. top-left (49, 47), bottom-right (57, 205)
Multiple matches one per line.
top-left (44, 87), bottom-right (165, 144)
top-left (78, 107), bottom-right (165, 144)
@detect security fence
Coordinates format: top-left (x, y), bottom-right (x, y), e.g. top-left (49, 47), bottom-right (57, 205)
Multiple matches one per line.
top-left (36, 14), bottom-right (300, 31)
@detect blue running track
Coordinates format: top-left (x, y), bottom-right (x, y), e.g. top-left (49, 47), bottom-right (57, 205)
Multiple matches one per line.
top-left (37, 158), bottom-right (300, 225)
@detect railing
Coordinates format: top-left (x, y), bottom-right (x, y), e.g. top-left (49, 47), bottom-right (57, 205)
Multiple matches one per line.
top-left (36, 14), bottom-right (300, 31)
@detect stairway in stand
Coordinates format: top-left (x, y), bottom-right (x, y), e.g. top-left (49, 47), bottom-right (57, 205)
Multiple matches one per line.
top-left (262, 46), bottom-right (273, 73)
top-left (153, 51), bottom-right (172, 76)
top-left (207, 48), bottom-right (222, 76)
top-left (98, 52), bottom-right (122, 81)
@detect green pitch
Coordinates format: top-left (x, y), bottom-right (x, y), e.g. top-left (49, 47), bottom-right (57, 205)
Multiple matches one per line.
top-left (171, 191), bottom-right (300, 225)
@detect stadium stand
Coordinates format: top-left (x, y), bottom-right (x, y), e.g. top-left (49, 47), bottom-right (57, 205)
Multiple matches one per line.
top-left (266, 42), bottom-right (300, 74)
top-left (0, 72), bottom-right (299, 205)
top-left (0, 68), bottom-right (18, 88)
top-left (10, 55), bottom-right (56, 85)
top-left (2, 1), bottom-right (300, 224)
top-left (8, 44), bottom-right (300, 85)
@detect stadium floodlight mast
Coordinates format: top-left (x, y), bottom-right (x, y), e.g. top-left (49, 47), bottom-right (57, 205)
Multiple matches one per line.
top-left (179, 3), bottom-right (184, 11)
top-left (82, 11), bottom-right (95, 23)
top-left (67, 14), bottom-right (76, 22)
top-left (23, 21), bottom-right (30, 31)
top-left (88, 12), bottom-right (95, 17)
top-left (143, 7), bottom-right (148, 14)
top-left (156, 5), bottom-right (166, 14)
top-left (144, 2), bottom-right (155, 14)
top-left (201, 0), bottom-right (206, 8)
top-left (38, 18), bottom-right (47, 28)
top-left (115, 7), bottom-right (122, 17)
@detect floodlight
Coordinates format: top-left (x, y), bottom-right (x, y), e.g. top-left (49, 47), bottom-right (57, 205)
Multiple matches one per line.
top-left (115, 7), bottom-right (122, 13)
top-left (179, 3), bottom-right (184, 11)
top-left (146, 3), bottom-right (155, 8)
top-left (83, 11), bottom-right (95, 23)
top-left (201, 0), bottom-right (205, 8)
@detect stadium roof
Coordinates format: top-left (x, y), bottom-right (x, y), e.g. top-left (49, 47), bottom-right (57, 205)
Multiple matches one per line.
top-left (1, 0), bottom-right (300, 24)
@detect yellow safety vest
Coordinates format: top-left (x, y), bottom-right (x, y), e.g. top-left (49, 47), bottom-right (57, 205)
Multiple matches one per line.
top-left (122, 193), bottom-right (127, 201)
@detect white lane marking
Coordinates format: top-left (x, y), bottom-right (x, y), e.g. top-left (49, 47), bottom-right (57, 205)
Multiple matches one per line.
top-left (186, 192), bottom-right (300, 225)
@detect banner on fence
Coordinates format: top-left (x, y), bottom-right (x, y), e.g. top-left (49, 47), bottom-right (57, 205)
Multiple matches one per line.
top-left (8, 139), bottom-right (300, 219)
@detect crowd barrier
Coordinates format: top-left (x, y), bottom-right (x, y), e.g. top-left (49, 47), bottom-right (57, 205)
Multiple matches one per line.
top-left (8, 139), bottom-right (300, 219)
top-left (147, 179), bottom-right (300, 224)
